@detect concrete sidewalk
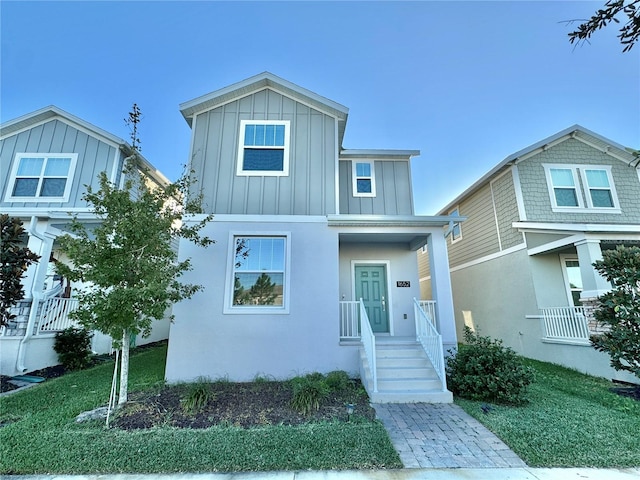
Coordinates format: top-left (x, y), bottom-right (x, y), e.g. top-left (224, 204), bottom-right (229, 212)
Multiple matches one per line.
top-left (6, 468), bottom-right (640, 479)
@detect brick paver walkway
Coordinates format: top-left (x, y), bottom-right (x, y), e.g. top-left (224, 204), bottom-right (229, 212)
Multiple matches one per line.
top-left (373, 403), bottom-right (527, 469)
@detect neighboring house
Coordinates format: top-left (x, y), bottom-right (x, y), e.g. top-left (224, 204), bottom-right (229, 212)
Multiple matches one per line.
top-left (0, 106), bottom-right (172, 376)
top-left (418, 125), bottom-right (640, 383)
top-left (165, 72), bottom-right (458, 402)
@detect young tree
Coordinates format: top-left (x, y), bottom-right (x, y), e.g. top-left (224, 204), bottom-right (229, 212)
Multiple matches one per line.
top-left (0, 215), bottom-right (40, 327)
top-left (567, 0), bottom-right (640, 52)
top-left (591, 245), bottom-right (640, 379)
top-left (57, 105), bottom-right (213, 403)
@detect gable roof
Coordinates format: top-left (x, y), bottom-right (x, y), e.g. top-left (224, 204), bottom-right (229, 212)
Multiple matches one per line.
top-left (437, 124), bottom-right (638, 215)
top-left (0, 105), bottom-right (170, 187)
top-left (179, 72), bottom-right (350, 146)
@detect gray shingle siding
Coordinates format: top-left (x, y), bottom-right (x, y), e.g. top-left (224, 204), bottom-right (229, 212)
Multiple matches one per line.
top-left (492, 170), bottom-right (523, 250)
top-left (518, 138), bottom-right (640, 224)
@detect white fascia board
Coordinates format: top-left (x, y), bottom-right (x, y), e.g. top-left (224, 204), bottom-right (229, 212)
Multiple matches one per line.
top-left (340, 149), bottom-right (420, 159)
top-left (435, 125), bottom-right (636, 215)
top-left (212, 214), bottom-right (328, 224)
top-left (327, 214), bottom-right (465, 228)
top-left (180, 72), bottom-right (349, 124)
top-left (1, 106), bottom-right (125, 147)
top-left (513, 221), bottom-right (640, 234)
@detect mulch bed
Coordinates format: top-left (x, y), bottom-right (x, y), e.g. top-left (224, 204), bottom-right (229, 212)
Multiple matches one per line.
top-left (112, 379), bottom-right (375, 430)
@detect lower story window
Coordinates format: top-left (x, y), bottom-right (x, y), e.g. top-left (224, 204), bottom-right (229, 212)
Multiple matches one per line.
top-left (561, 257), bottom-right (583, 306)
top-left (232, 236), bottom-right (286, 308)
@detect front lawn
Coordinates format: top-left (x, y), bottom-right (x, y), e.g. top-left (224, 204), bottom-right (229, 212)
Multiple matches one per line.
top-left (455, 358), bottom-right (640, 467)
top-left (0, 344), bottom-right (401, 474)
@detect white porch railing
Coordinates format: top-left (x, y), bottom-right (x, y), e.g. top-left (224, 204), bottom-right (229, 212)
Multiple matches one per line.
top-left (37, 297), bottom-right (80, 334)
top-left (359, 299), bottom-right (377, 393)
top-left (339, 301), bottom-right (361, 340)
top-left (413, 298), bottom-right (447, 391)
top-left (417, 300), bottom-right (437, 328)
top-left (540, 306), bottom-right (591, 343)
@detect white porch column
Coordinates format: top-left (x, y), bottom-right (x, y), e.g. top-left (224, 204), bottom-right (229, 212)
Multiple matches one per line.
top-left (427, 230), bottom-right (457, 353)
top-left (575, 238), bottom-right (611, 299)
top-left (21, 218), bottom-right (55, 298)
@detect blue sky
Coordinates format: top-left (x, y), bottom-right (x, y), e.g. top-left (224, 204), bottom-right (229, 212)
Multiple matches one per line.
top-left (2, 1), bottom-right (638, 214)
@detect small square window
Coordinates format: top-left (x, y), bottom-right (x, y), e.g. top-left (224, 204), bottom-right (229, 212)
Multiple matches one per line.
top-left (352, 161), bottom-right (376, 197)
top-left (237, 120), bottom-right (290, 176)
top-left (5, 154), bottom-right (77, 202)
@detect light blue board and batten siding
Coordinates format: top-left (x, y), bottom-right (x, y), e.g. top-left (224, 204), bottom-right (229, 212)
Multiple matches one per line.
top-left (190, 89), bottom-right (337, 216)
top-left (0, 119), bottom-right (120, 209)
top-left (518, 138), bottom-right (640, 224)
top-left (338, 160), bottom-right (413, 215)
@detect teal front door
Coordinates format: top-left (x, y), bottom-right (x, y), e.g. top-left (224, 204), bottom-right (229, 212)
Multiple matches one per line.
top-left (355, 265), bottom-right (389, 333)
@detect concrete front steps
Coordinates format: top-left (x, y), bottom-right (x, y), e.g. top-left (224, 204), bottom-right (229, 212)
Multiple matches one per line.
top-left (360, 337), bottom-right (453, 403)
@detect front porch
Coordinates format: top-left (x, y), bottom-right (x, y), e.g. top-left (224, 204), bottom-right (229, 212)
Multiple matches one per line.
top-left (340, 298), bottom-right (452, 403)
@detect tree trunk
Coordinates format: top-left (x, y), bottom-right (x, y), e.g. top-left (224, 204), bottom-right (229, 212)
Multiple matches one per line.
top-left (118, 329), bottom-right (129, 404)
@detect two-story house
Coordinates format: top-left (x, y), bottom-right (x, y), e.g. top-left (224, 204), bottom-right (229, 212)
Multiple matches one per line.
top-left (0, 106), bottom-right (172, 377)
top-left (164, 72), bottom-right (458, 402)
top-left (418, 125), bottom-right (640, 383)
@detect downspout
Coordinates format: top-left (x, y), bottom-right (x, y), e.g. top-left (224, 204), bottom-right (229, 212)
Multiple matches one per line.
top-left (16, 217), bottom-right (50, 373)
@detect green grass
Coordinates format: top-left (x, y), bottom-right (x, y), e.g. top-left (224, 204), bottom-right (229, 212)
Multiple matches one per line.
top-left (0, 345), bottom-right (401, 474)
top-left (455, 358), bottom-right (640, 468)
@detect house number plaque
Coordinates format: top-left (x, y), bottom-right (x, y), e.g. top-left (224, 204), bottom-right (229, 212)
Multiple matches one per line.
top-left (396, 281), bottom-right (410, 287)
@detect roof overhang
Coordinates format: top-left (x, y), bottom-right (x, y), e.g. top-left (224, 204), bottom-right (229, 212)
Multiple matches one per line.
top-left (179, 72), bottom-right (349, 146)
top-left (437, 125), bottom-right (638, 215)
top-left (339, 149), bottom-right (420, 160)
top-left (328, 214), bottom-right (465, 251)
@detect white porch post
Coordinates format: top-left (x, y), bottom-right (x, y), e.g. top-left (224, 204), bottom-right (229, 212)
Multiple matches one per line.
top-left (21, 218), bottom-right (54, 299)
top-left (574, 239), bottom-right (611, 300)
top-left (427, 231), bottom-right (457, 354)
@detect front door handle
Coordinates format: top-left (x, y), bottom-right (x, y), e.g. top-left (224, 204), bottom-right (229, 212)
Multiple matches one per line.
top-left (381, 296), bottom-right (386, 312)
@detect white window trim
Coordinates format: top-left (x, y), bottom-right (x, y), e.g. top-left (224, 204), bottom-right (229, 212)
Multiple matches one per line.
top-left (559, 255), bottom-right (582, 307)
top-left (542, 163), bottom-right (621, 214)
top-left (4, 153), bottom-right (78, 203)
top-left (236, 120), bottom-right (290, 177)
top-left (223, 231), bottom-right (291, 315)
top-left (352, 161), bottom-right (376, 197)
top-left (578, 165), bottom-right (620, 211)
top-left (449, 206), bottom-right (462, 244)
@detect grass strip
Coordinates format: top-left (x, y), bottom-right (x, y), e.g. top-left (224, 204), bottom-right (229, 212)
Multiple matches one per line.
top-left (455, 358), bottom-right (640, 468)
top-left (0, 345), bottom-right (401, 474)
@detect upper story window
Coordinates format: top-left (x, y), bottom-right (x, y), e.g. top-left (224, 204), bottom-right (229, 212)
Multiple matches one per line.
top-left (352, 161), bottom-right (376, 197)
top-left (5, 153), bottom-right (77, 202)
top-left (227, 235), bottom-right (290, 313)
top-left (543, 164), bottom-right (620, 213)
top-left (237, 120), bottom-right (290, 176)
top-left (449, 207), bottom-right (462, 243)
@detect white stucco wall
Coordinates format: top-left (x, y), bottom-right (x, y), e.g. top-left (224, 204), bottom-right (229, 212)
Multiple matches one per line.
top-left (165, 217), bottom-right (360, 383)
top-left (450, 248), bottom-right (638, 384)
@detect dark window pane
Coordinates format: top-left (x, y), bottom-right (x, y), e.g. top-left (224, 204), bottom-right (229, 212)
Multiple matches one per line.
top-left (13, 178), bottom-right (38, 196)
top-left (591, 189), bottom-right (614, 208)
top-left (356, 179), bottom-right (372, 193)
top-left (40, 178), bottom-right (66, 197)
top-left (554, 188), bottom-right (578, 207)
top-left (243, 149), bottom-right (284, 171)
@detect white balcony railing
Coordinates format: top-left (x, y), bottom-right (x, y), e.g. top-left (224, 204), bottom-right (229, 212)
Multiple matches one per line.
top-left (339, 301), bottom-right (361, 340)
top-left (37, 297), bottom-right (80, 334)
top-left (540, 306), bottom-right (591, 344)
top-left (414, 298), bottom-right (447, 391)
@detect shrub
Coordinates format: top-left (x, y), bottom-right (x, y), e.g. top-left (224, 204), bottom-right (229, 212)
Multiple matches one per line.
top-left (182, 378), bottom-right (213, 413)
top-left (325, 370), bottom-right (350, 392)
top-left (53, 327), bottom-right (93, 370)
top-left (446, 327), bottom-right (534, 404)
top-left (591, 246), bottom-right (640, 379)
top-left (290, 374), bottom-right (330, 415)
